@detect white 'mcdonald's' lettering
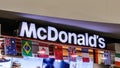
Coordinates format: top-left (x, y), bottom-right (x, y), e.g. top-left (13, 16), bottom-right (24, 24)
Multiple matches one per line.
top-left (19, 22), bottom-right (106, 49)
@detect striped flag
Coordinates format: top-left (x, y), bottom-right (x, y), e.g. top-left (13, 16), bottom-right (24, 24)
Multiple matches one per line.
top-left (49, 45), bottom-right (54, 58)
top-left (89, 49), bottom-right (93, 59)
top-left (32, 42), bottom-right (39, 57)
top-left (38, 42), bottom-right (49, 58)
top-left (94, 49), bottom-right (103, 64)
top-left (81, 48), bottom-right (90, 62)
top-left (15, 38), bottom-right (22, 56)
top-left (103, 50), bottom-right (111, 65)
top-left (76, 47), bottom-right (82, 57)
top-left (115, 53), bottom-right (120, 67)
top-left (63, 46), bottom-right (69, 60)
top-left (76, 48), bottom-right (93, 59)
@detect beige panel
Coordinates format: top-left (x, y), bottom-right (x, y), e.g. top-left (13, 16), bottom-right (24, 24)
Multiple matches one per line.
top-left (115, 43), bottom-right (120, 53)
top-left (0, 0), bottom-right (120, 24)
top-left (108, 0), bottom-right (120, 23)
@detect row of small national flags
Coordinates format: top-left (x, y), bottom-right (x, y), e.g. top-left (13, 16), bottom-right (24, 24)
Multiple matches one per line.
top-left (0, 37), bottom-right (112, 65)
top-left (94, 50), bottom-right (112, 65)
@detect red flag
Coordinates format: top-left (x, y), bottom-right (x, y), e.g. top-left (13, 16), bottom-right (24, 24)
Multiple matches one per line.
top-left (82, 57), bottom-right (90, 62)
top-left (54, 46), bottom-right (63, 60)
top-left (38, 43), bottom-right (49, 58)
top-left (38, 47), bottom-right (49, 58)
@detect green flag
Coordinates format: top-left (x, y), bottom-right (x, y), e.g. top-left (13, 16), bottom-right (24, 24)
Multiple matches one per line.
top-left (22, 40), bottom-right (32, 56)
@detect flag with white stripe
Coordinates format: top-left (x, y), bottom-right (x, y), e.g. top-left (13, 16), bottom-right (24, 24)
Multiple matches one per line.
top-left (115, 53), bottom-right (120, 67)
top-left (38, 43), bottom-right (49, 58)
top-left (82, 48), bottom-right (90, 62)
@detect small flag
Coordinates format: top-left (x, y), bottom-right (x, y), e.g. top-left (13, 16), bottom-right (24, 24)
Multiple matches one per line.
top-left (94, 49), bottom-right (103, 64)
top-left (76, 47), bottom-right (82, 57)
top-left (4, 38), bottom-right (17, 55)
top-left (38, 43), bottom-right (49, 58)
top-left (49, 45), bottom-right (54, 58)
top-left (68, 46), bottom-right (76, 61)
top-left (89, 49), bottom-right (93, 59)
top-left (115, 53), bottom-right (120, 67)
top-left (54, 46), bottom-right (63, 60)
top-left (81, 48), bottom-right (90, 62)
top-left (32, 45), bottom-right (39, 57)
top-left (63, 46), bottom-right (69, 60)
top-left (16, 38), bottom-right (22, 56)
top-left (22, 40), bottom-right (32, 56)
top-left (103, 50), bottom-right (111, 65)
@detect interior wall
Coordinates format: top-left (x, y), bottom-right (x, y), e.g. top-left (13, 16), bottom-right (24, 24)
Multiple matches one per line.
top-left (0, 0), bottom-right (120, 24)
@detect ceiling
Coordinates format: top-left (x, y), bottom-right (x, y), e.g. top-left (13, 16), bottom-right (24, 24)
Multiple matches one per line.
top-left (0, 10), bottom-right (120, 39)
top-left (0, 0), bottom-right (120, 24)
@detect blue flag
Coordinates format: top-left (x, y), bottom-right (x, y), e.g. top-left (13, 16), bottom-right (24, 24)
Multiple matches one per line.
top-left (103, 50), bottom-right (111, 65)
top-left (5, 38), bottom-right (17, 55)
